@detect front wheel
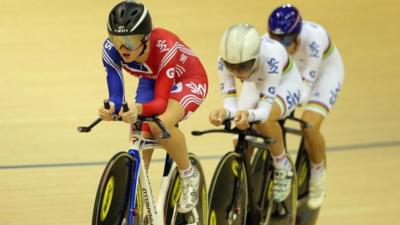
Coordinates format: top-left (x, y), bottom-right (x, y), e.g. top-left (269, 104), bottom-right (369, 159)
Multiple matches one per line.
top-left (164, 153), bottom-right (208, 225)
top-left (92, 152), bottom-right (144, 225)
top-left (208, 152), bottom-right (248, 225)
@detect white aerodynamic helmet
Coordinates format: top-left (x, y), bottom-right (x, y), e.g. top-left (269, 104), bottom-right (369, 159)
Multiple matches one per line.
top-left (220, 24), bottom-right (261, 65)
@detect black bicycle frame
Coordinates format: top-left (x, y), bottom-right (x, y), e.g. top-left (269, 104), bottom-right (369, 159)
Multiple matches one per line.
top-left (192, 121), bottom-right (273, 224)
top-left (229, 128), bottom-right (270, 224)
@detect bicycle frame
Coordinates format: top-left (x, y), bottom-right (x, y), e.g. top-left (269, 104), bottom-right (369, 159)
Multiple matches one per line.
top-left (192, 122), bottom-right (273, 224)
top-left (232, 130), bottom-right (270, 224)
top-left (125, 128), bottom-right (177, 225)
top-left (79, 103), bottom-right (201, 225)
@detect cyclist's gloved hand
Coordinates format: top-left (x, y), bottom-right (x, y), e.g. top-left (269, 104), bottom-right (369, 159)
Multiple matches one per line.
top-left (98, 101), bottom-right (116, 121)
top-left (209, 108), bottom-right (228, 127)
top-left (234, 110), bottom-right (250, 130)
top-left (119, 102), bottom-right (138, 124)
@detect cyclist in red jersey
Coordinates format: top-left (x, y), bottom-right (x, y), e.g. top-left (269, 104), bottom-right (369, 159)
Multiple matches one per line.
top-left (98, 1), bottom-right (208, 213)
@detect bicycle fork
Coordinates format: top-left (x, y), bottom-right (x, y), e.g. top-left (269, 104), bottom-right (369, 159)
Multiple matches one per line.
top-left (227, 145), bottom-right (262, 225)
top-left (227, 156), bottom-right (244, 225)
top-left (128, 149), bottom-right (163, 225)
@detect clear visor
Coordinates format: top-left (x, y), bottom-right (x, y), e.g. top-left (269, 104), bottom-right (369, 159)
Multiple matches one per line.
top-left (109, 34), bottom-right (145, 50)
top-left (223, 58), bottom-right (256, 73)
top-left (269, 32), bottom-right (298, 47)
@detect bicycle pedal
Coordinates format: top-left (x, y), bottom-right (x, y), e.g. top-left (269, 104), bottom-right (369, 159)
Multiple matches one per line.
top-left (185, 216), bottom-right (197, 225)
top-left (272, 203), bottom-right (288, 217)
top-left (143, 214), bottom-right (149, 225)
top-left (183, 209), bottom-right (199, 225)
top-left (228, 210), bottom-right (238, 223)
top-left (277, 206), bottom-right (287, 216)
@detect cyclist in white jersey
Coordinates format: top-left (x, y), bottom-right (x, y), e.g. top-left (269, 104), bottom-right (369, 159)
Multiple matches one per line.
top-left (267, 4), bottom-right (345, 209)
top-left (209, 24), bottom-right (302, 203)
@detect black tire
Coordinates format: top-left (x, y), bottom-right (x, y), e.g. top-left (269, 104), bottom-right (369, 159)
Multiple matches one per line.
top-left (250, 148), bottom-right (274, 224)
top-left (295, 145), bottom-right (310, 199)
top-left (208, 152), bottom-right (248, 225)
top-left (295, 140), bottom-right (321, 225)
top-left (164, 153), bottom-right (208, 225)
top-left (92, 152), bottom-right (144, 225)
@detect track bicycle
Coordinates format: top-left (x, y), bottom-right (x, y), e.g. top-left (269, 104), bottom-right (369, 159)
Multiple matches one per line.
top-left (192, 120), bottom-right (298, 225)
top-left (77, 101), bottom-right (208, 225)
top-left (278, 114), bottom-right (321, 225)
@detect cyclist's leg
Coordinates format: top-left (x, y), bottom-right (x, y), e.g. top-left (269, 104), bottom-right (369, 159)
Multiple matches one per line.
top-left (302, 52), bottom-right (343, 166)
top-left (301, 110), bottom-right (327, 209)
top-left (257, 63), bottom-right (302, 203)
top-left (149, 79), bottom-right (207, 213)
top-left (301, 111), bottom-right (325, 165)
top-left (148, 99), bottom-right (200, 213)
top-left (255, 104), bottom-right (284, 157)
top-left (255, 103), bottom-right (294, 203)
top-left (301, 110), bottom-right (326, 211)
top-left (301, 48), bottom-right (344, 209)
top-left (148, 99), bottom-right (191, 171)
top-left (134, 77), bottom-right (156, 170)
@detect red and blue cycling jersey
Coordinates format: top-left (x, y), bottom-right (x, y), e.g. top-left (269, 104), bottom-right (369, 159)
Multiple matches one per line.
top-left (102, 28), bottom-right (208, 117)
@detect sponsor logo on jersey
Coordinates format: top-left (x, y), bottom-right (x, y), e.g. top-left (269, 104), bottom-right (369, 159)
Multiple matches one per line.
top-left (267, 58), bottom-right (279, 74)
top-left (329, 82), bottom-right (341, 105)
top-left (156, 39), bottom-right (170, 53)
top-left (175, 65), bottom-right (186, 78)
top-left (159, 42), bottom-right (196, 71)
top-left (267, 86), bottom-right (276, 95)
top-left (309, 42), bottom-right (320, 58)
top-left (185, 82), bottom-right (207, 97)
top-left (166, 68), bottom-right (175, 79)
top-left (171, 82), bottom-right (183, 93)
top-left (104, 40), bottom-right (113, 50)
top-left (217, 59), bottom-right (224, 71)
top-left (286, 89), bottom-right (301, 110)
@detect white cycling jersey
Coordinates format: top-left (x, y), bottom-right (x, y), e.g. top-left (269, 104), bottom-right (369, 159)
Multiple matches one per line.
top-left (218, 36), bottom-right (302, 122)
top-left (288, 21), bottom-right (344, 117)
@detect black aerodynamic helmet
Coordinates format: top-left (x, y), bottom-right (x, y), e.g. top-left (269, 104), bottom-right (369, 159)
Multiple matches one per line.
top-left (107, 1), bottom-right (152, 36)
